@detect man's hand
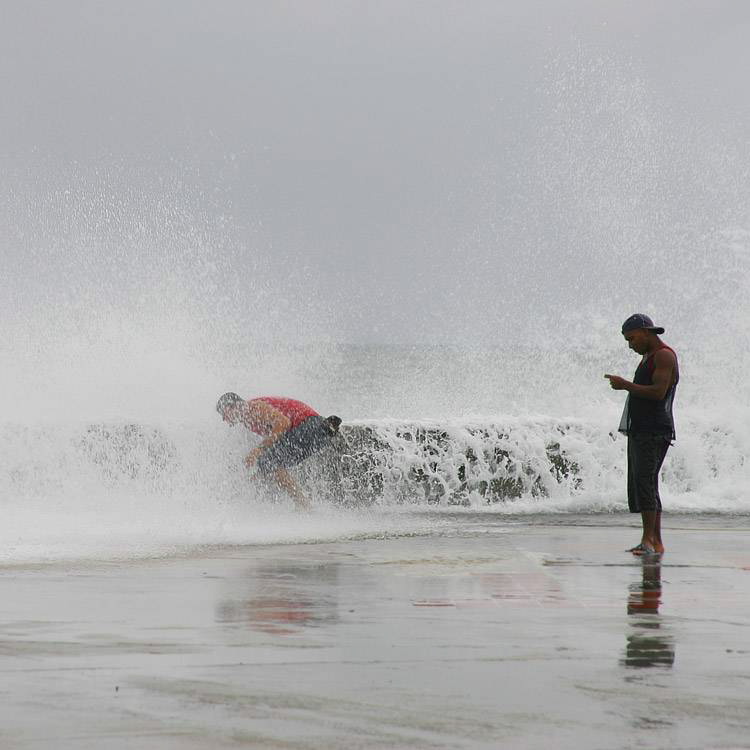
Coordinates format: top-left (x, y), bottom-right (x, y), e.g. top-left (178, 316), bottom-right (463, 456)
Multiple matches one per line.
top-left (244, 449), bottom-right (261, 469)
top-left (604, 374), bottom-right (629, 390)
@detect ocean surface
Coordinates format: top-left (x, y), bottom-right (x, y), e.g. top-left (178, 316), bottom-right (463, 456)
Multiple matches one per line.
top-left (2, 5), bottom-right (749, 568)
top-left (2, 336), bottom-right (749, 564)
top-left (1, 174), bottom-right (748, 566)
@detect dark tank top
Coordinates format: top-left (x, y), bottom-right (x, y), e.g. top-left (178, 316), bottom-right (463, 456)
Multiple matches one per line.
top-left (618, 344), bottom-right (679, 439)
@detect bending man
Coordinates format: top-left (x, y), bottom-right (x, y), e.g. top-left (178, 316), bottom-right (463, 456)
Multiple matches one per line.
top-left (605, 314), bottom-right (679, 556)
top-left (217, 393), bottom-right (341, 510)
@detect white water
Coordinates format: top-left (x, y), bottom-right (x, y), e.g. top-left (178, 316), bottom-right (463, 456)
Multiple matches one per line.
top-left (2, 44), bottom-right (750, 562)
top-left (2, 389), bottom-right (749, 563)
top-left (3, 219), bottom-right (750, 562)
top-left (3, 213), bottom-right (749, 562)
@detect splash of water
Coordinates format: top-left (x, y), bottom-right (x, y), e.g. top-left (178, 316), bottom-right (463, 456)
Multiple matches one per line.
top-left (1, 49), bottom-right (749, 562)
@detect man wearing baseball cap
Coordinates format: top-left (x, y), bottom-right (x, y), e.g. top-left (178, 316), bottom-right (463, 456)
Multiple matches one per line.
top-left (605, 314), bottom-right (679, 556)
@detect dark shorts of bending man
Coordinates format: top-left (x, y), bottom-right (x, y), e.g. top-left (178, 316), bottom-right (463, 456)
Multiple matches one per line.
top-left (605, 314), bottom-right (679, 556)
top-left (216, 393), bottom-right (341, 510)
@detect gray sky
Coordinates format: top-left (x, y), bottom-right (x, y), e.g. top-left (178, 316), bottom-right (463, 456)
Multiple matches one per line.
top-left (2, 0), bottom-right (749, 347)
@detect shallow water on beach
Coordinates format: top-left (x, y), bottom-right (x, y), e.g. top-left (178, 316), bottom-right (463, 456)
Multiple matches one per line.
top-left (1, 516), bottom-right (748, 749)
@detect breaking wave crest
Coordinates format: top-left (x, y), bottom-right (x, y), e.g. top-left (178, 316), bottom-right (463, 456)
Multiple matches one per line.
top-left (2, 412), bottom-right (748, 561)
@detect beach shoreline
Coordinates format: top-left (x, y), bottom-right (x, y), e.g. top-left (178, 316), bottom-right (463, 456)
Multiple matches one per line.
top-left (1, 515), bottom-right (749, 749)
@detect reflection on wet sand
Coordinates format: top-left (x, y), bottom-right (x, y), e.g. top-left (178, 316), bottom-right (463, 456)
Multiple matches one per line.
top-left (622, 558), bottom-right (675, 668)
top-left (216, 561), bottom-right (340, 635)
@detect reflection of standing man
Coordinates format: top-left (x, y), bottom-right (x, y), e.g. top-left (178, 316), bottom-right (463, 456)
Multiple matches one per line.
top-left (605, 314), bottom-right (679, 556)
top-left (623, 559), bottom-right (675, 668)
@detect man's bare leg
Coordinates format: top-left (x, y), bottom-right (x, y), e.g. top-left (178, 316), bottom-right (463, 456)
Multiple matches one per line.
top-left (653, 512), bottom-right (664, 554)
top-left (633, 511), bottom-right (661, 554)
top-left (273, 469), bottom-right (311, 510)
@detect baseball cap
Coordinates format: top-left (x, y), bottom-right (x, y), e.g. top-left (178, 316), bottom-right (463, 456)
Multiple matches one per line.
top-left (621, 313), bottom-right (665, 335)
top-left (216, 392), bottom-right (244, 414)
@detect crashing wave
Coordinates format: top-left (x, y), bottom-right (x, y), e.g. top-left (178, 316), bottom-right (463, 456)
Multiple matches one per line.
top-left (2, 418), bottom-right (613, 506)
top-left (2, 414), bottom-right (749, 511)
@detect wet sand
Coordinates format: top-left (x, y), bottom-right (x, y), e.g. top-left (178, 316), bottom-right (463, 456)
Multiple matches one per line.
top-left (1, 514), bottom-right (749, 749)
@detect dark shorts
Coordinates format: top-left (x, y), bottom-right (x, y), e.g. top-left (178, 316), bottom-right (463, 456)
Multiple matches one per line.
top-left (256, 416), bottom-right (335, 475)
top-left (627, 432), bottom-right (671, 513)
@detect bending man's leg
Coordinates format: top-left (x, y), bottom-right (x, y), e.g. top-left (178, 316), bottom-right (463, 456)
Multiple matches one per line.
top-left (273, 468), bottom-right (311, 510)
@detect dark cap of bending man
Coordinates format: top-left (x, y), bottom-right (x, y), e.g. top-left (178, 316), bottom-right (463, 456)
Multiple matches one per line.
top-left (216, 392), bottom-right (244, 414)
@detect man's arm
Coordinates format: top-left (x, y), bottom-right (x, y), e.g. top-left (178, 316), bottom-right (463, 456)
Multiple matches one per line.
top-left (244, 401), bottom-right (292, 468)
top-left (605, 349), bottom-right (676, 400)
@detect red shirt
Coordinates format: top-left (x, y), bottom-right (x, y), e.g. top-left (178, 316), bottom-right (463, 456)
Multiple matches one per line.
top-left (246, 397), bottom-right (319, 435)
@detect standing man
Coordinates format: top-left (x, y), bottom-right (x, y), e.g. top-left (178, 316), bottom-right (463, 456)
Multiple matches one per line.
top-left (605, 314), bottom-right (679, 556)
top-left (216, 393), bottom-right (341, 510)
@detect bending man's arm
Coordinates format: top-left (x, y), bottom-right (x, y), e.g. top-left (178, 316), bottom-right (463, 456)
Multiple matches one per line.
top-left (604, 349), bottom-right (676, 400)
top-left (244, 402), bottom-right (292, 468)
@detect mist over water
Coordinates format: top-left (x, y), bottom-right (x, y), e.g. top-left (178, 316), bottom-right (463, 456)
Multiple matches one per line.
top-left (2, 3), bottom-right (750, 560)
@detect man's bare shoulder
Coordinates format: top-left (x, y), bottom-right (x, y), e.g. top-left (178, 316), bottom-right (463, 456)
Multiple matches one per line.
top-left (653, 347), bottom-right (677, 367)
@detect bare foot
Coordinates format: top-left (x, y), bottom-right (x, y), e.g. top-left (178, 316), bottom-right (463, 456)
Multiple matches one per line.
top-left (632, 544), bottom-right (660, 556)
